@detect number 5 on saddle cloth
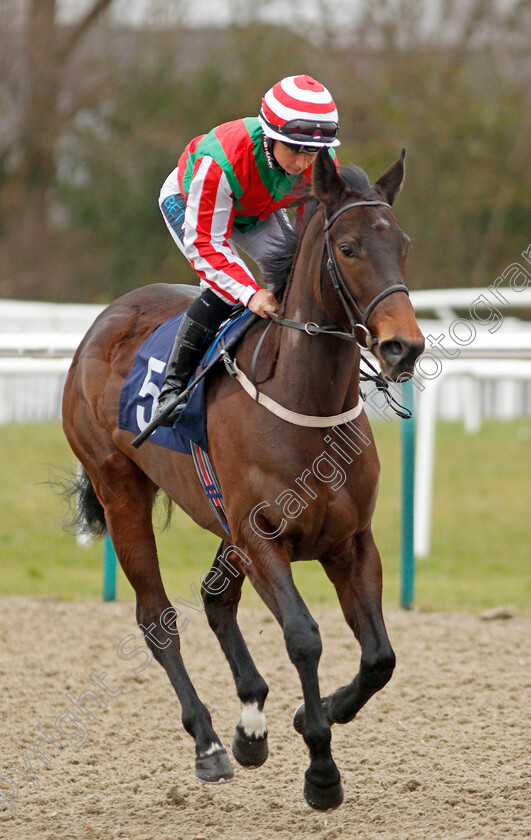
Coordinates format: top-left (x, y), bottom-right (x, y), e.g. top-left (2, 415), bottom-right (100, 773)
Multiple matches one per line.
top-left (119, 308), bottom-right (257, 535)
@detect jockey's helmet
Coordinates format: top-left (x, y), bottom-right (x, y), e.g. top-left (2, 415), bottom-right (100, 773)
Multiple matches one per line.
top-left (259, 75), bottom-right (340, 150)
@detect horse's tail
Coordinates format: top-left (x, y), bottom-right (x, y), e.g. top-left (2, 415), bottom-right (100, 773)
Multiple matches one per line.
top-left (58, 464), bottom-right (172, 539)
top-left (60, 467), bottom-right (107, 540)
top-left (77, 468), bottom-right (107, 538)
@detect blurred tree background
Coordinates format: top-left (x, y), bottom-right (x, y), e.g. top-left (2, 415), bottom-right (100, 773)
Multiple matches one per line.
top-left (0, 0), bottom-right (529, 302)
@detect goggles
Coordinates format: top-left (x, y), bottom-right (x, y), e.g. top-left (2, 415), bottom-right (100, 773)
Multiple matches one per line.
top-left (260, 111), bottom-right (339, 145)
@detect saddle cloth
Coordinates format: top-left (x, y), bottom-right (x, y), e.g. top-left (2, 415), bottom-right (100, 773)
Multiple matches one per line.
top-left (118, 307), bottom-right (255, 536)
top-left (118, 307), bottom-right (253, 455)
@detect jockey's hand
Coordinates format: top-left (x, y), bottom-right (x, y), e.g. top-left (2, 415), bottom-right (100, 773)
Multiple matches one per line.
top-left (248, 288), bottom-right (279, 318)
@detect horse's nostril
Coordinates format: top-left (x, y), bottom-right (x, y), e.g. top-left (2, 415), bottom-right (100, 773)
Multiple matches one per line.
top-left (381, 340), bottom-right (404, 363)
top-left (380, 337), bottom-right (425, 369)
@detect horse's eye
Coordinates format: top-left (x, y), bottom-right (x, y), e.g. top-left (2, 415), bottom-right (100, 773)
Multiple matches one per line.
top-left (339, 243), bottom-right (358, 258)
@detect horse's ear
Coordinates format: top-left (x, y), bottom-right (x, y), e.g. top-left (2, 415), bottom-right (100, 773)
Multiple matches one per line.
top-left (374, 148), bottom-right (406, 206)
top-left (312, 148), bottom-right (344, 205)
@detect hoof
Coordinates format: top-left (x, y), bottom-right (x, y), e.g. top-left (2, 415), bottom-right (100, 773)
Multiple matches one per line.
top-left (293, 696), bottom-right (332, 735)
top-left (195, 747), bottom-right (234, 784)
top-left (303, 776), bottom-right (344, 811)
top-left (231, 726), bottom-right (269, 768)
top-left (292, 702), bottom-right (304, 734)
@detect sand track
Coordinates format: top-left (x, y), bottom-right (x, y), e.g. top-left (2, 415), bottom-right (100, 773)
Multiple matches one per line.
top-left (0, 598), bottom-right (529, 839)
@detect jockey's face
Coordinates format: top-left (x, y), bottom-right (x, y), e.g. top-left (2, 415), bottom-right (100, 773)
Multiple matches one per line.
top-left (272, 141), bottom-right (318, 175)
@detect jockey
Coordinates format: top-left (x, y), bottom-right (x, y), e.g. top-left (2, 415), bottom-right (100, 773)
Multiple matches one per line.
top-left (156, 74), bottom-right (340, 424)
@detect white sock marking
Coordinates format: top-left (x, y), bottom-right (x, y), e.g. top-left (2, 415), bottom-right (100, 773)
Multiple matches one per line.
top-left (239, 702), bottom-right (267, 738)
top-left (202, 742), bottom-right (223, 756)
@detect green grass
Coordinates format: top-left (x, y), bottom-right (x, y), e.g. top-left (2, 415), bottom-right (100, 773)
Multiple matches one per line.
top-left (0, 419), bottom-right (529, 613)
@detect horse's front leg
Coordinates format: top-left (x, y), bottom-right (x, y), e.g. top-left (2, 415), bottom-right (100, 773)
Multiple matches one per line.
top-left (201, 540), bottom-right (270, 768)
top-left (240, 524), bottom-right (343, 811)
top-left (295, 526), bottom-right (395, 731)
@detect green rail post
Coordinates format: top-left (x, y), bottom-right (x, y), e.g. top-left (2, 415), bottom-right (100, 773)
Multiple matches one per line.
top-left (400, 378), bottom-right (415, 609)
top-left (102, 533), bottom-right (117, 602)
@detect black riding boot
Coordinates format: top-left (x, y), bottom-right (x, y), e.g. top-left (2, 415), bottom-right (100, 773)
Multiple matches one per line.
top-left (155, 315), bottom-right (214, 426)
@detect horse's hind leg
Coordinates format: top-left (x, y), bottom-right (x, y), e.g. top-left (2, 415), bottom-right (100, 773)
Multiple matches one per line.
top-left (202, 541), bottom-right (269, 768)
top-left (294, 526), bottom-right (395, 731)
top-left (90, 451), bottom-right (234, 783)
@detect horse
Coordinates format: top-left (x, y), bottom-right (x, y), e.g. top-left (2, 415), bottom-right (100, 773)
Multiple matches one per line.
top-left (62, 148), bottom-right (425, 810)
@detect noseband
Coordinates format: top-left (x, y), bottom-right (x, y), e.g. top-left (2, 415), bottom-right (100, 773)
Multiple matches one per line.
top-left (322, 200), bottom-right (410, 349)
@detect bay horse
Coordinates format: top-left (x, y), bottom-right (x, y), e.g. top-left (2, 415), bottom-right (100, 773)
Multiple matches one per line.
top-left (62, 148), bottom-right (424, 810)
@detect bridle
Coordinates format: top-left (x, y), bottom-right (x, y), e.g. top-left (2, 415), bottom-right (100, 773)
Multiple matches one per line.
top-left (324, 200), bottom-right (410, 348)
top-left (264, 197), bottom-right (413, 419)
top-left (271, 199), bottom-right (410, 351)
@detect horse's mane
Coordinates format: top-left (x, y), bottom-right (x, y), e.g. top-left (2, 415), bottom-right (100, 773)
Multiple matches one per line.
top-left (264, 165), bottom-right (372, 301)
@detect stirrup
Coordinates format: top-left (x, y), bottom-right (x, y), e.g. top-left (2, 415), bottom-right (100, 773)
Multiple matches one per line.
top-left (156, 390), bottom-right (188, 427)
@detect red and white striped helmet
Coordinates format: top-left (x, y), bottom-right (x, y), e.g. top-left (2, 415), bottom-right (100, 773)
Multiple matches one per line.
top-left (259, 74), bottom-right (340, 148)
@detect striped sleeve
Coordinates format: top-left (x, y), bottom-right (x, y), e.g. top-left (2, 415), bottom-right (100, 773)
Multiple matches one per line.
top-left (182, 156), bottom-right (261, 305)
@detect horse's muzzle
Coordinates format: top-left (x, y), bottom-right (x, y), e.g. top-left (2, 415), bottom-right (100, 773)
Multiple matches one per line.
top-left (378, 335), bottom-right (425, 378)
